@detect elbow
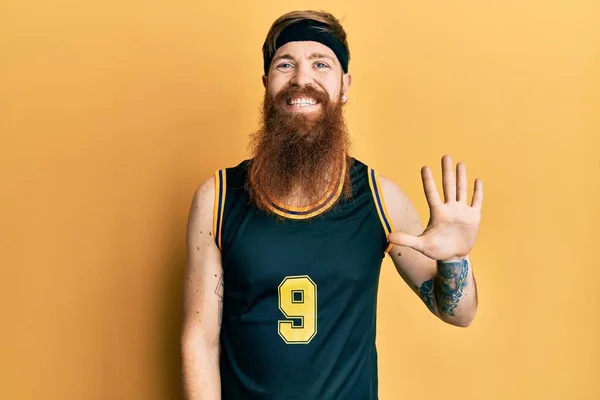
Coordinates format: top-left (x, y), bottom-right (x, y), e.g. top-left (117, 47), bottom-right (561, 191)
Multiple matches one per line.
top-left (441, 308), bottom-right (477, 328)
top-left (180, 331), bottom-right (196, 360)
top-left (180, 331), bottom-right (195, 356)
top-left (451, 317), bottom-right (474, 328)
top-left (180, 324), bottom-right (220, 357)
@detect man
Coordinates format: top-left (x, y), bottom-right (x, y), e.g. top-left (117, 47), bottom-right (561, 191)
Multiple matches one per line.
top-left (181, 10), bottom-right (483, 400)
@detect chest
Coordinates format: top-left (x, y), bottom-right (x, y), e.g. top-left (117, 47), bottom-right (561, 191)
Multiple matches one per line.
top-left (222, 211), bottom-right (384, 294)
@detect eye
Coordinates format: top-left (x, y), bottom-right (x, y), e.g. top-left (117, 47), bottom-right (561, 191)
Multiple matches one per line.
top-left (277, 62), bottom-right (293, 69)
top-left (315, 62), bottom-right (329, 69)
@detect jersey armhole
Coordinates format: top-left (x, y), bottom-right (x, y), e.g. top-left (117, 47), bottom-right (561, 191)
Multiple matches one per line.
top-left (367, 168), bottom-right (396, 253)
top-left (213, 169), bottom-right (227, 250)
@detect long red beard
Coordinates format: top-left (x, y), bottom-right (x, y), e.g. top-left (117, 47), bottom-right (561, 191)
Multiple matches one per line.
top-left (246, 84), bottom-right (352, 215)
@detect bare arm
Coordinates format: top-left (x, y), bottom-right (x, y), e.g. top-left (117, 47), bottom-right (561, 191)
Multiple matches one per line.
top-left (380, 176), bottom-right (478, 327)
top-left (181, 176), bottom-right (223, 399)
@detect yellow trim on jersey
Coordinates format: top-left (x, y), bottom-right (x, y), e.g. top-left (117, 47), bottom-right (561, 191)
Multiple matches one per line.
top-left (264, 157), bottom-right (347, 220)
top-left (269, 157), bottom-right (345, 213)
top-left (368, 168), bottom-right (395, 253)
top-left (213, 169), bottom-right (226, 250)
top-left (212, 172), bottom-right (218, 242)
top-left (270, 175), bottom-right (344, 220)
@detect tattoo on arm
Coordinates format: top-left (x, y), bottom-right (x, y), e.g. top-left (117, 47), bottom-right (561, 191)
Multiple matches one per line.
top-left (414, 279), bottom-right (435, 314)
top-left (435, 258), bottom-right (469, 316)
top-left (215, 273), bottom-right (224, 325)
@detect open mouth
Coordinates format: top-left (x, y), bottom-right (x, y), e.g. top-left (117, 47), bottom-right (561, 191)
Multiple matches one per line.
top-left (286, 97), bottom-right (319, 108)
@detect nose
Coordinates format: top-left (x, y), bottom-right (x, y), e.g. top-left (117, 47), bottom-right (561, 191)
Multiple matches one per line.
top-left (289, 63), bottom-right (313, 87)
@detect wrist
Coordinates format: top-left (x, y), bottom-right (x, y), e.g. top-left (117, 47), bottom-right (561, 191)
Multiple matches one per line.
top-left (438, 255), bottom-right (468, 263)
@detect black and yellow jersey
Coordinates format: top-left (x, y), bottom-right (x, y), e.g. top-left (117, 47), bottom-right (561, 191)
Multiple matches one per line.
top-left (212, 157), bottom-right (395, 400)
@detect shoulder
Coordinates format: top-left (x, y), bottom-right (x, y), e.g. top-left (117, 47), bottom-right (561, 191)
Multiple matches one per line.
top-left (187, 160), bottom-right (248, 241)
top-left (201, 159), bottom-right (250, 193)
top-left (378, 175), bottom-right (411, 207)
top-left (350, 156), bottom-right (405, 201)
top-left (377, 174), bottom-right (423, 235)
top-left (189, 159), bottom-right (243, 217)
top-left (351, 158), bottom-right (413, 218)
top-left (189, 160), bottom-right (241, 228)
top-left (192, 175), bottom-right (215, 205)
top-left (188, 175), bottom-right (216, 230)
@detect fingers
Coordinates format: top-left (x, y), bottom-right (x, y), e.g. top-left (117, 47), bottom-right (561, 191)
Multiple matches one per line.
top-left (423, 155), bottom-right (481, 208)
top-left (388, 231), bottom-right (422, 252)
top-left (421, 166), bottom-right (442, 208)
top-left (471, 178), bottom-right (484, 209)
top-left (442, 155), bottom-right (456, 203)
top-left (456, 161), bottom-right (467, 202)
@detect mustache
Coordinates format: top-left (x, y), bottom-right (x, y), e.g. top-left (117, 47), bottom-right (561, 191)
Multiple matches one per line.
top-left (273, 84), bottom-right (331, 105)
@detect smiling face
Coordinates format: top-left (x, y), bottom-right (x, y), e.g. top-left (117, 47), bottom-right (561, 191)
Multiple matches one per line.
top-left (262, 40), bottom-right (351, 116)
top-left (247, 40), bottom-right (353, 214)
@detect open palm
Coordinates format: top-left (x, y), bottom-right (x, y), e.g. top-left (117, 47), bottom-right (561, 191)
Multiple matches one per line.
top-left (388, 155), bottom-right (483, 261)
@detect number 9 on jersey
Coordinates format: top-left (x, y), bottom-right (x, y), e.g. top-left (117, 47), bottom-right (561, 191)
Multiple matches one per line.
top-left (278, 275), bottom-right (317, 344)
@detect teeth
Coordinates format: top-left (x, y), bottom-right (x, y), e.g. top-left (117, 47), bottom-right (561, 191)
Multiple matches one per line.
top-left (288, 97), bottom-right (317, 106)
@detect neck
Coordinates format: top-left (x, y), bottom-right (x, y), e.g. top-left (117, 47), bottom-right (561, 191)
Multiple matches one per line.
top-left (273, 154), bottom-right (345, 208)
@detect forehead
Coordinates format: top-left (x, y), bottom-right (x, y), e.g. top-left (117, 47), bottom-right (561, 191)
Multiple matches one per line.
top-left (273, 41), bottom-right (338, 62)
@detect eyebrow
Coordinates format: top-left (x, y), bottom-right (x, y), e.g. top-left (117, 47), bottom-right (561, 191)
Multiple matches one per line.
top-left (272, 52), bottom-right (337, 65)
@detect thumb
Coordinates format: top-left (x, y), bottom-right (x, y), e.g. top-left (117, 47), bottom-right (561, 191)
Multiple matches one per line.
top-left (388, 231), bottom-right (422, 250)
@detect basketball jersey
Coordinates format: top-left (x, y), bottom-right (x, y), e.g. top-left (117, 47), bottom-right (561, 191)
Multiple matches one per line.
top-left (212, 156), bottom-right (395, 400)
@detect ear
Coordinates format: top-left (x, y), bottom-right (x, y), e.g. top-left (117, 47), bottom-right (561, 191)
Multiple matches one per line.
top-left (262, 75), bottom-right (268, 89)
top-left (341, 73), bottom-right (352, 102)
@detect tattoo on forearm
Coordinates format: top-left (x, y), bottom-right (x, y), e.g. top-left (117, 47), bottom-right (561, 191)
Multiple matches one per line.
top-left (435, 258), bottom-right (469, 316)
top-left (215, 273), bottom-right (224, 325)
top-left (414, 279), bottom-right (435, 314)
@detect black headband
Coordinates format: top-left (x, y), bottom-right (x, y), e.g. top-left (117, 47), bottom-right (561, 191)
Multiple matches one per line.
top-left (263, 19), bottom-right (349, 75)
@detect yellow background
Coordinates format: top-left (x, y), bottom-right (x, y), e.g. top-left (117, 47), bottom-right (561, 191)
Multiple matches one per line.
top-left (1, 0), bottom-right (598, 399)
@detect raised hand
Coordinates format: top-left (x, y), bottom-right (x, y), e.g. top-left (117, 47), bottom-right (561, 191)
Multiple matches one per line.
top-left (388, 155), bottom-right (483, 261)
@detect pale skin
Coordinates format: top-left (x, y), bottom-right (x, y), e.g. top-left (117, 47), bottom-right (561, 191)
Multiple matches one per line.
top-left (262, 41), bottom-right (351, 115)
top-left (181, 177), bottom-right (222, 400)
top-left (180, 40), bottom-right (482, 399)
top-left (381, 155), bottom-right (483, 327)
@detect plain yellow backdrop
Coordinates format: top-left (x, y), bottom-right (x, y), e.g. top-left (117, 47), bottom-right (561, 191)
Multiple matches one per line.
top-left (1, 0), bottom-right (599, 399)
